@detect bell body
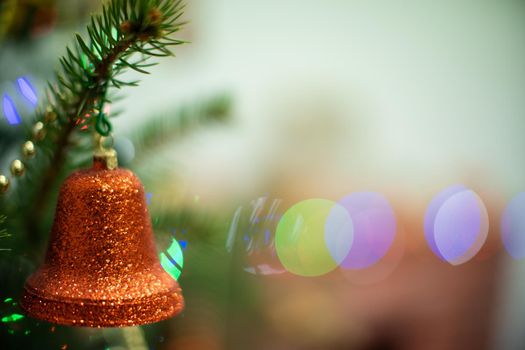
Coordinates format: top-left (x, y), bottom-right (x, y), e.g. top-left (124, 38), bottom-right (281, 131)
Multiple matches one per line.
top-left (20, 165), bottom-right (184, 327)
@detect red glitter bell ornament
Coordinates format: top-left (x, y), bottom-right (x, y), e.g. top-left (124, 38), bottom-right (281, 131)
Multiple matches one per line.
top-left (20, 136), bottom-right (184, 327)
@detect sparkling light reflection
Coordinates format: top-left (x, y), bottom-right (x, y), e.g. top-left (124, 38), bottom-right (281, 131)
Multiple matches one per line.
top-left (236, 197), bottom-right (288, 275)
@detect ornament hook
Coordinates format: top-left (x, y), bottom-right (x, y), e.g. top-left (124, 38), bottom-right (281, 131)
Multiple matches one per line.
top-left (93, 132), bottom-right (118, 170)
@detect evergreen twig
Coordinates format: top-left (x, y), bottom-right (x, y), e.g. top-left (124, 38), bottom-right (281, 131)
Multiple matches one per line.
top-left (129, 94), bottom-right (232, 165)
top-left (23, 0), bottom-right (186, 244)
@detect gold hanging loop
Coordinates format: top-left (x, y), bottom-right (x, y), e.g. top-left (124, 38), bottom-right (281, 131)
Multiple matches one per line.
top-left (93, 132), bottom-right (118, 170)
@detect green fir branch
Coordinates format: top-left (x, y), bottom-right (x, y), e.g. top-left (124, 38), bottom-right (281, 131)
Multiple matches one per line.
top-left (16, 0), bottom-right (186, 245)
top-left (129, 94), bottom-right (232, 166)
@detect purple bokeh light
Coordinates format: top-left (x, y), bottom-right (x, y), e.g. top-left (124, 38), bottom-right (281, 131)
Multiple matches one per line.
top-left (426, 187), bottom-right (489, 265)
top-left (424, 185), bottom-right (467, 261)
top-left (337, 192), bottom-right (396, 270)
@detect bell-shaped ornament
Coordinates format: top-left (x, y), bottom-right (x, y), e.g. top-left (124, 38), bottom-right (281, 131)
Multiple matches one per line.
top-left (20, 147), bottom-right (184, 327)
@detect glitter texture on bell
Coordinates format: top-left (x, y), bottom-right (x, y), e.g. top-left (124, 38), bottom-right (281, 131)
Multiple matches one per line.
top-left (20, 153), bottom-right (184, 327)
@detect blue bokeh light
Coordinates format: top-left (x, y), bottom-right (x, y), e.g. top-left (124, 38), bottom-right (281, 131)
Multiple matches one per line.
top-left (2, 94), bottom-right (21, 125)
top-left (146, 193), bottom-right (153, 206)
top-left (425, 186), bottom-right (489, 265)
top-left (424, 185), bottom-right (467, 261)
top-left (16, 77), bottom-right (38, 107)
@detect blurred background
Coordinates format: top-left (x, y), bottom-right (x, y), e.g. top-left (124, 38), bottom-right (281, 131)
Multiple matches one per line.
top-left (1, 0), bottom-right (525, 349)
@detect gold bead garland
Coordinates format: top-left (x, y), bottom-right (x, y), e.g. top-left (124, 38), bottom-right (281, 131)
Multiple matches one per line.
top-left (0, 108), bottom-right (54, 195)
top-left (22, 141), bottom-right (36, 159)
top-left (32, 122), bottom-right (46, 141)
top-left (0, 175), bottom-right (9, 193)
top-left (10, 160), bottom-right (25, 177)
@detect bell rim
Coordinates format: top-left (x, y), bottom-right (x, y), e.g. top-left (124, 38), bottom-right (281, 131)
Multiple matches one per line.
top-left (20, 283), bottom-right (184, 328)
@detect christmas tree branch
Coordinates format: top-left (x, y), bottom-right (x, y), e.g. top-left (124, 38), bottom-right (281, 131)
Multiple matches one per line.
top-left (129, 94), bottom-right (232, 166)
top-left (23, 0), bottom-right (186, 244)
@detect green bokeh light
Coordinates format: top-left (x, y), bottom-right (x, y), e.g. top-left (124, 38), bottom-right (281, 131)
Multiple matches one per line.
top-left (275, 199), bottom-right (351, 277)
top-left (160, 237), bottom-right (184, 280)
top-left (1, 313), bottom-right (24, 323)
